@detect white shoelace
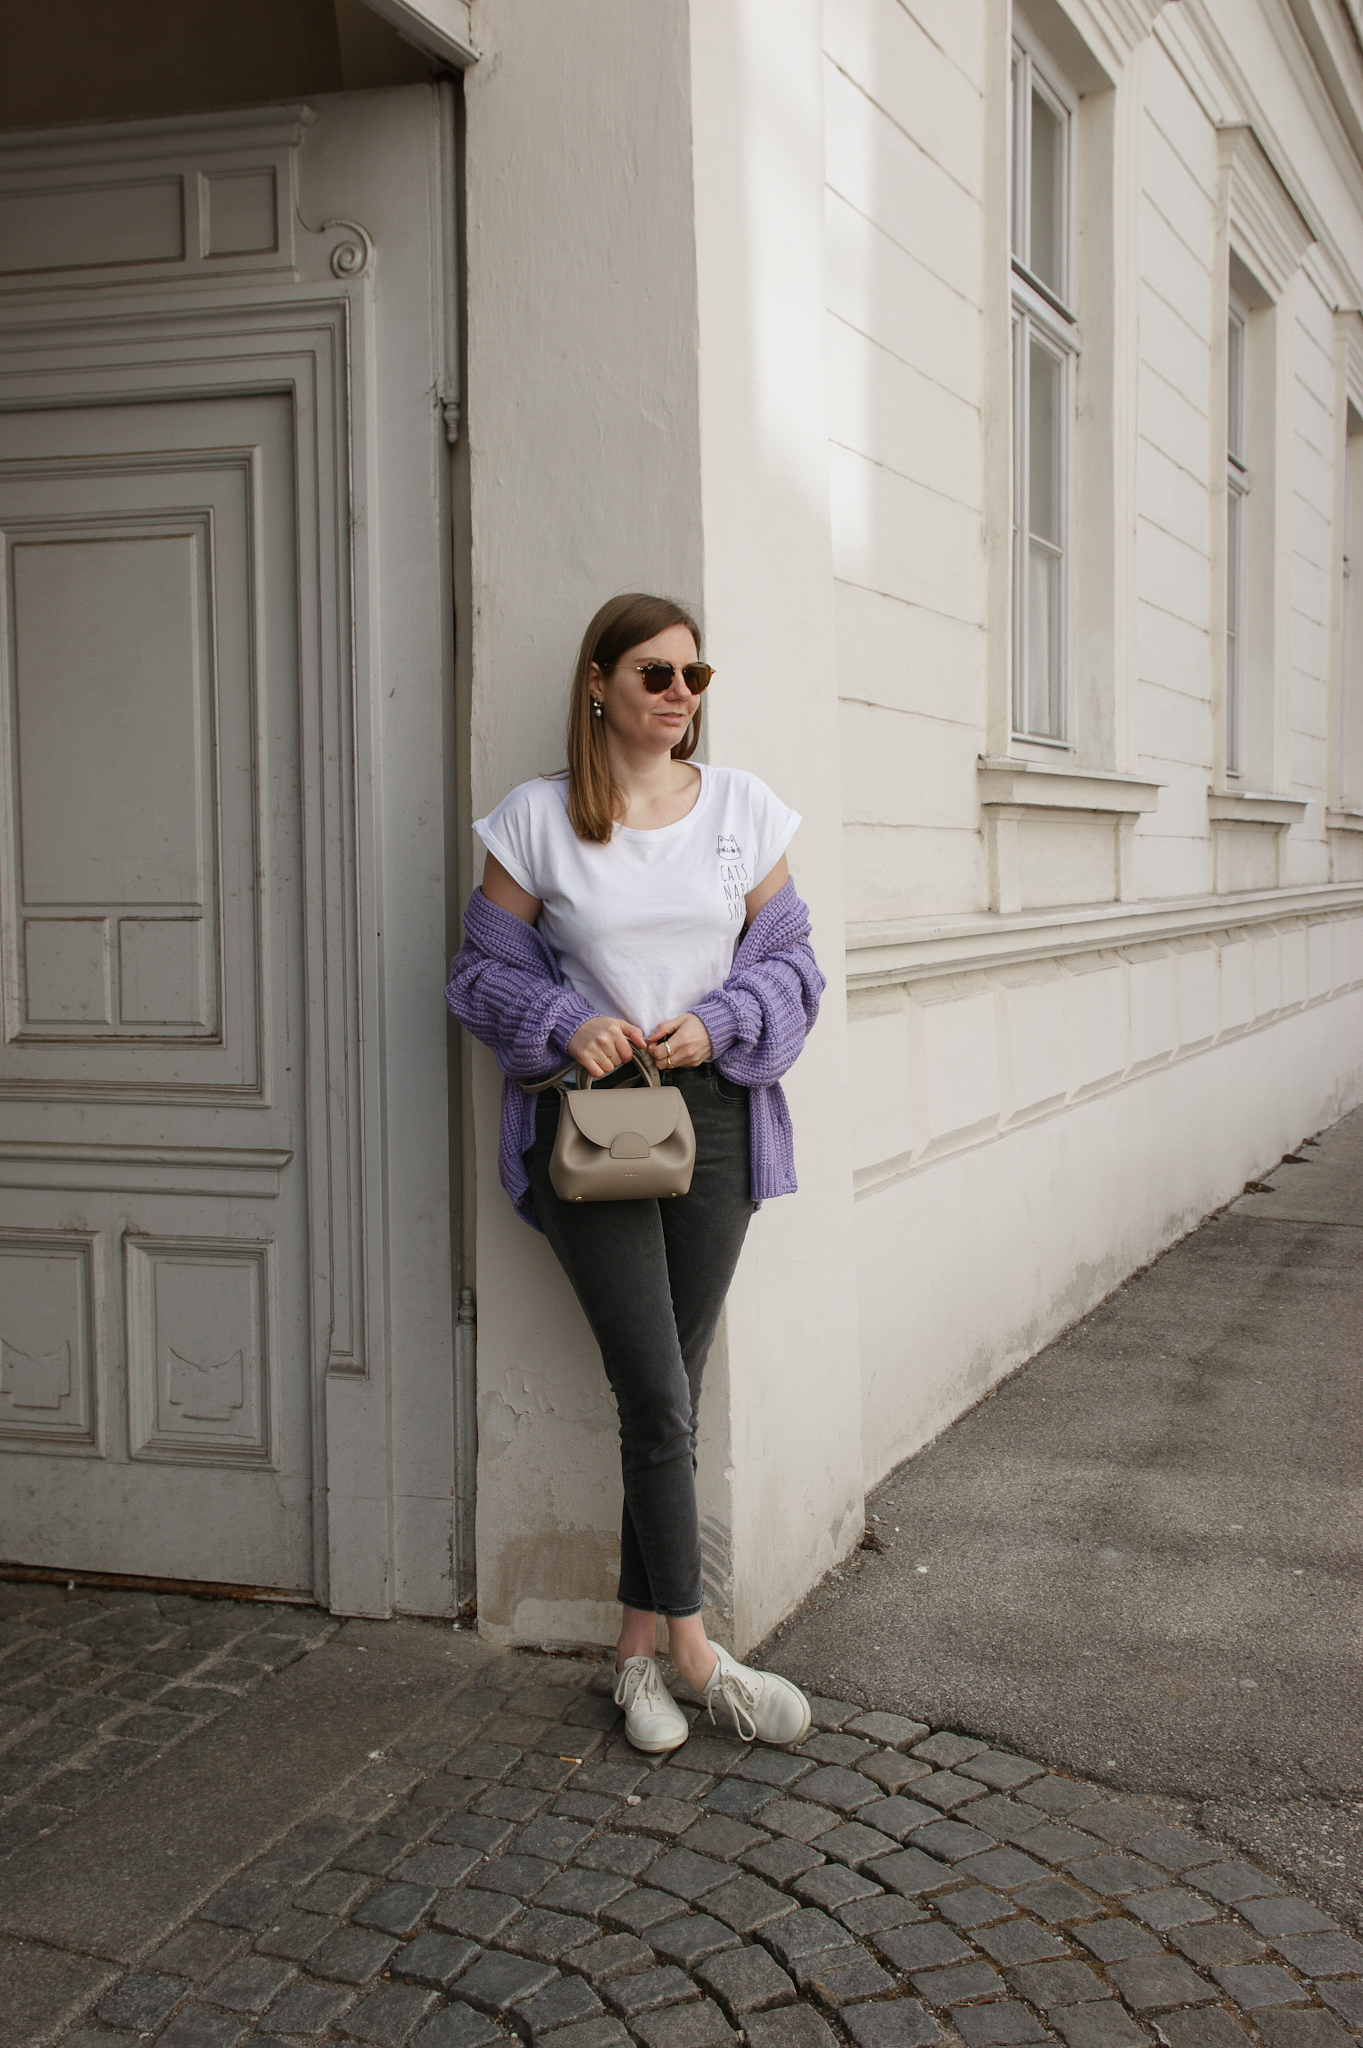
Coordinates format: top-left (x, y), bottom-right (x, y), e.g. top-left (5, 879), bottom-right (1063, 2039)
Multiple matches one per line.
top-left (614, 1660), bottom-right (663, 1715)
top-left (706, 1660), bottom-right (761, 1743)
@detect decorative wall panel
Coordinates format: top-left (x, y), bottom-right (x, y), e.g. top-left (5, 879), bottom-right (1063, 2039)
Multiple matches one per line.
top-left (126, 1235), bottom-right (274, 1466)
top-left (0, 107), bottom-right (306, 290)
top-left (0, 1231), bottom-right (97, 1448)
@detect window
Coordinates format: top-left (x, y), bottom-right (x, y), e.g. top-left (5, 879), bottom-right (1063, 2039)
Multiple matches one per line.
top-left (1010, 33), bottom-right (1077, 744)
top-left (1342, 403), bottom-right (1363, 811)
top-left (1225, 293), bottom-right (1248, 778)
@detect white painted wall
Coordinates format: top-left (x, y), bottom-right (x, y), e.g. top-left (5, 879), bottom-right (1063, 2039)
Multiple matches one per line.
top-left (826, 0), bottom-right (1363, 1502)
top-left (461, 0), bottom-right (862, 1652)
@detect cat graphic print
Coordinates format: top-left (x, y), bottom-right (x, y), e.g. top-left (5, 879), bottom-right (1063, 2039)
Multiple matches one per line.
top-left (718, 832), bottom-right (751, 920)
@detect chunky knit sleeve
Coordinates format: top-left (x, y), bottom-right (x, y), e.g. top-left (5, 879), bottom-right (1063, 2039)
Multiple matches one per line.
top-left (445, 890), bottom-right (595, 1081)
top-left (691, 882), bottom-right (824, 1088)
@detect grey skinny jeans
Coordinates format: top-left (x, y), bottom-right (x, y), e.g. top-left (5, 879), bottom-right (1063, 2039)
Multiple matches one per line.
top-left (527, 1064), bottom-right (754, 1618)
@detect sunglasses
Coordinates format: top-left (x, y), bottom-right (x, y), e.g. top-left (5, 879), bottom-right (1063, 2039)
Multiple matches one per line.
top-left (627, 661), bottom-right (715, 695)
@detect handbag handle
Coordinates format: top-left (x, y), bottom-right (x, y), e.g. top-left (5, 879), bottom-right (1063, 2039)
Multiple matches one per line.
top-left (519, 1047), bottom-right (660, 1096)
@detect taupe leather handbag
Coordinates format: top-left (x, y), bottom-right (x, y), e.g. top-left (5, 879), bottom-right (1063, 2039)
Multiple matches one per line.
top-left (523, 1049), bottom-right (696, 1202)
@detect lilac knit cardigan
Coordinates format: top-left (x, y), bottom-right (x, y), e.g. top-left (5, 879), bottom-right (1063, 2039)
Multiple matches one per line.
top-left (444, 879), bottom-right (825, 1230)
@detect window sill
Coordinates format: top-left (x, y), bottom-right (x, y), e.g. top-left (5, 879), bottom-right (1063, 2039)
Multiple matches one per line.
top-left (976, 761), bottom-right (1162, 913)
top-left (978, 758), bottom-right (1163, 814)
top-left (1206, 791), bottom-right (1307, 892)
top-left (1325, 807), bottom-right (1363, 834)
top-left (1207, 790), bottom-right (1308, 827)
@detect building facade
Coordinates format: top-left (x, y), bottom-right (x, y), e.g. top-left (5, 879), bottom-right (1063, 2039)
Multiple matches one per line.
top-left (1, 0), bottom-right (1360, 1651)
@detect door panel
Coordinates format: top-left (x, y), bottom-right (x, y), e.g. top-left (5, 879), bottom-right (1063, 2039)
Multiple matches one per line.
top-left (1, 426), bottom-right (267, 1091)
top-left (0, 393), bottom-right (311, 1590)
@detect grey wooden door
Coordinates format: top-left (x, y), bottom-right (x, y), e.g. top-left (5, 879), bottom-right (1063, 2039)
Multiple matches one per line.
top-left (0, 390), bottom-right (313, 1590)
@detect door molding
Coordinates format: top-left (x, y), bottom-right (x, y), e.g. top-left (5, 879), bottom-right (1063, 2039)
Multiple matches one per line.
top-left (0, 121), bottom-right (393, 1610)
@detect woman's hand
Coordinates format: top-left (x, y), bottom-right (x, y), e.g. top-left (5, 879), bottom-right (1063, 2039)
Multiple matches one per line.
top-left (646, 1013), bottom-right (713, 1069)
top-left (567, 1015), bottom-right (647, 1079)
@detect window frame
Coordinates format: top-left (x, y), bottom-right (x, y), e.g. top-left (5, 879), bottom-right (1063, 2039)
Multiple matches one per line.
top-left (1225, 290), bottom-right (1249, 780)
top-left (1009, 27), bottom-right (1079, 749)
top-left (1341, 401), bottom-right (1363, 811)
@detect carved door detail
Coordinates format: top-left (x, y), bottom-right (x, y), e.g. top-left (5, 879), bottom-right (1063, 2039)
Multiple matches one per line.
top-left (0, 392), bottom-right (313, 1590)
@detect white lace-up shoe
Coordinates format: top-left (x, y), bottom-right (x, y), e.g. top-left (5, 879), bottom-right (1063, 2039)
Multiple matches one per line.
top-left (613, 1655), bottom-right (690, 1754)
top-left (701, 1643), bottom-right (812, 1746)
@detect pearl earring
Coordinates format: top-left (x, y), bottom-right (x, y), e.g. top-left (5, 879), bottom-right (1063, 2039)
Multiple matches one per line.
top-left (592, 699), bottom-right (604, 718)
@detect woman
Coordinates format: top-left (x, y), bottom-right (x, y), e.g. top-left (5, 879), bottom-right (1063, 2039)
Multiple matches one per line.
top-left (446, 592), bottom-right (824, 1755)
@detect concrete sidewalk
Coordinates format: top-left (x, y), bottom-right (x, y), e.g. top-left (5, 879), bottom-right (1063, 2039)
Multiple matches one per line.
top-left (764, 1107), bottom-right (1363, 1934)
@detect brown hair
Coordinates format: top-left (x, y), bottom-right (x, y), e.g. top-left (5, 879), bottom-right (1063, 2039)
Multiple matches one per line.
top-left (564, 592), bottom-right (703, 843)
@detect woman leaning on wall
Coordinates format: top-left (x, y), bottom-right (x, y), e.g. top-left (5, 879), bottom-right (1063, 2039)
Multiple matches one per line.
top-left (446, 592), bottom-right (823, 1754)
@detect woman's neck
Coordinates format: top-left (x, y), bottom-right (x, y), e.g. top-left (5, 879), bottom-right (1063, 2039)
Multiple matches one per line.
top-left (607, 739), bottom-right (701, 830)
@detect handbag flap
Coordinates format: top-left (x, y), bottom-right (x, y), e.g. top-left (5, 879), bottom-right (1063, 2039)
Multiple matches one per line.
top-left (563, 1086), bottom-right (685, 1149)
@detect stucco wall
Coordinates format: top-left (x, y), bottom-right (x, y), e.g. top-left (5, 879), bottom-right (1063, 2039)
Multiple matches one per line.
top-left (462, 0), bottom-right (706, 1648)
top-left (462, 0), bottom-right (863, 1654)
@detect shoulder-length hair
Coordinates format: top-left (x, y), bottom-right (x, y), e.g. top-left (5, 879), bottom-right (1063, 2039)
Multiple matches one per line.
top-left (565, 592), bottom-right (703, 844)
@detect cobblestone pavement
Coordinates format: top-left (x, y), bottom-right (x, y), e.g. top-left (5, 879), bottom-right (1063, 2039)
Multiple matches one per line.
top-left (0, 1582), bottom-right (338, 1865)
top-left (4, 1589), bottom-right (1359, 2048)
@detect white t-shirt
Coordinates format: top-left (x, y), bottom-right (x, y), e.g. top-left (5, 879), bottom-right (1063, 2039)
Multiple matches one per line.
top-left (474, 764), bottom-right (800, 1031)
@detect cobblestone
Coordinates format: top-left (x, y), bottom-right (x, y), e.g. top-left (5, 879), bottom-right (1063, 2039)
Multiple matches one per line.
top-left (913, 1959), bottom-right (1008, 2004)
top-left (254, 1905), bottom-right (333, 1960)
top-left (1074, 1922), bottom-right (1162, 1965)
top-left (801, 1948), bottom-right (895, 2004)
top-left (743, 1838), bottom-right (826, 1884)
top-left (974, 1920), bottom-right (1069, 1966)
top-left (263, 1976), bottom-right (357, 2032)
top-left (95, 1972), bottom-right (190, 2031)
top-left (1008, 1961), bottom-right (1114, 2010)
top-left (310, 1925), bottom-right (402, 1983)
top-left (706, 1874), bottom-right (799, 1934)
top-left (395, 1931), bottom-right (482, 1989)
top-left (652, 1914), bottom-right (743, 1967)
top-left (603, 1887), bottom-right (692, 1935)
top-left (157, 2006), bottom-right (249, 2048)
top-left (604, 1963), bottom-right (699, 2015)
top-left (519, 1974), bottom-right (607, 2035)
top-left (816, 1820), bottom-right (899, 1868)
top-left (342, 1982), bottom-right (439, 2044)
top-left (1157, 2010), bottom-right (1256, 2048)
top-left (1051, 2005), bottom-right (1145, 2048)
top-left (1128, 1887), bottom-right (1218, 1931)
top-left (1171, 1924), bottom-right (1266, 1968)
top-left (744, 2011), bottom-right (838, 2048)
top-left (1105, 1954), bottom-right (1215, 2011)
top-left (201, 1953), bottom-right (296, 2012)
top-left (569, 1931), bottom-right (656, 1981)
top-left (544, 2022), bottom-right (630, 2048)
top-left (1213, 1962), bottom-right (1312, 2009)
top-left (354, 1881), bottom-right (440, 1934)
top-left (1276, 1937), bottom-right (1363, 1979)
top-left (953, 2000), bottom-right (1052, 2045)
top-left (793, 1866), bottom-right (878, 1913)
top-left (938, 1887), bottom-right (1015, 1930)
top-left (632, 1998), bottom-right (738, 2048)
